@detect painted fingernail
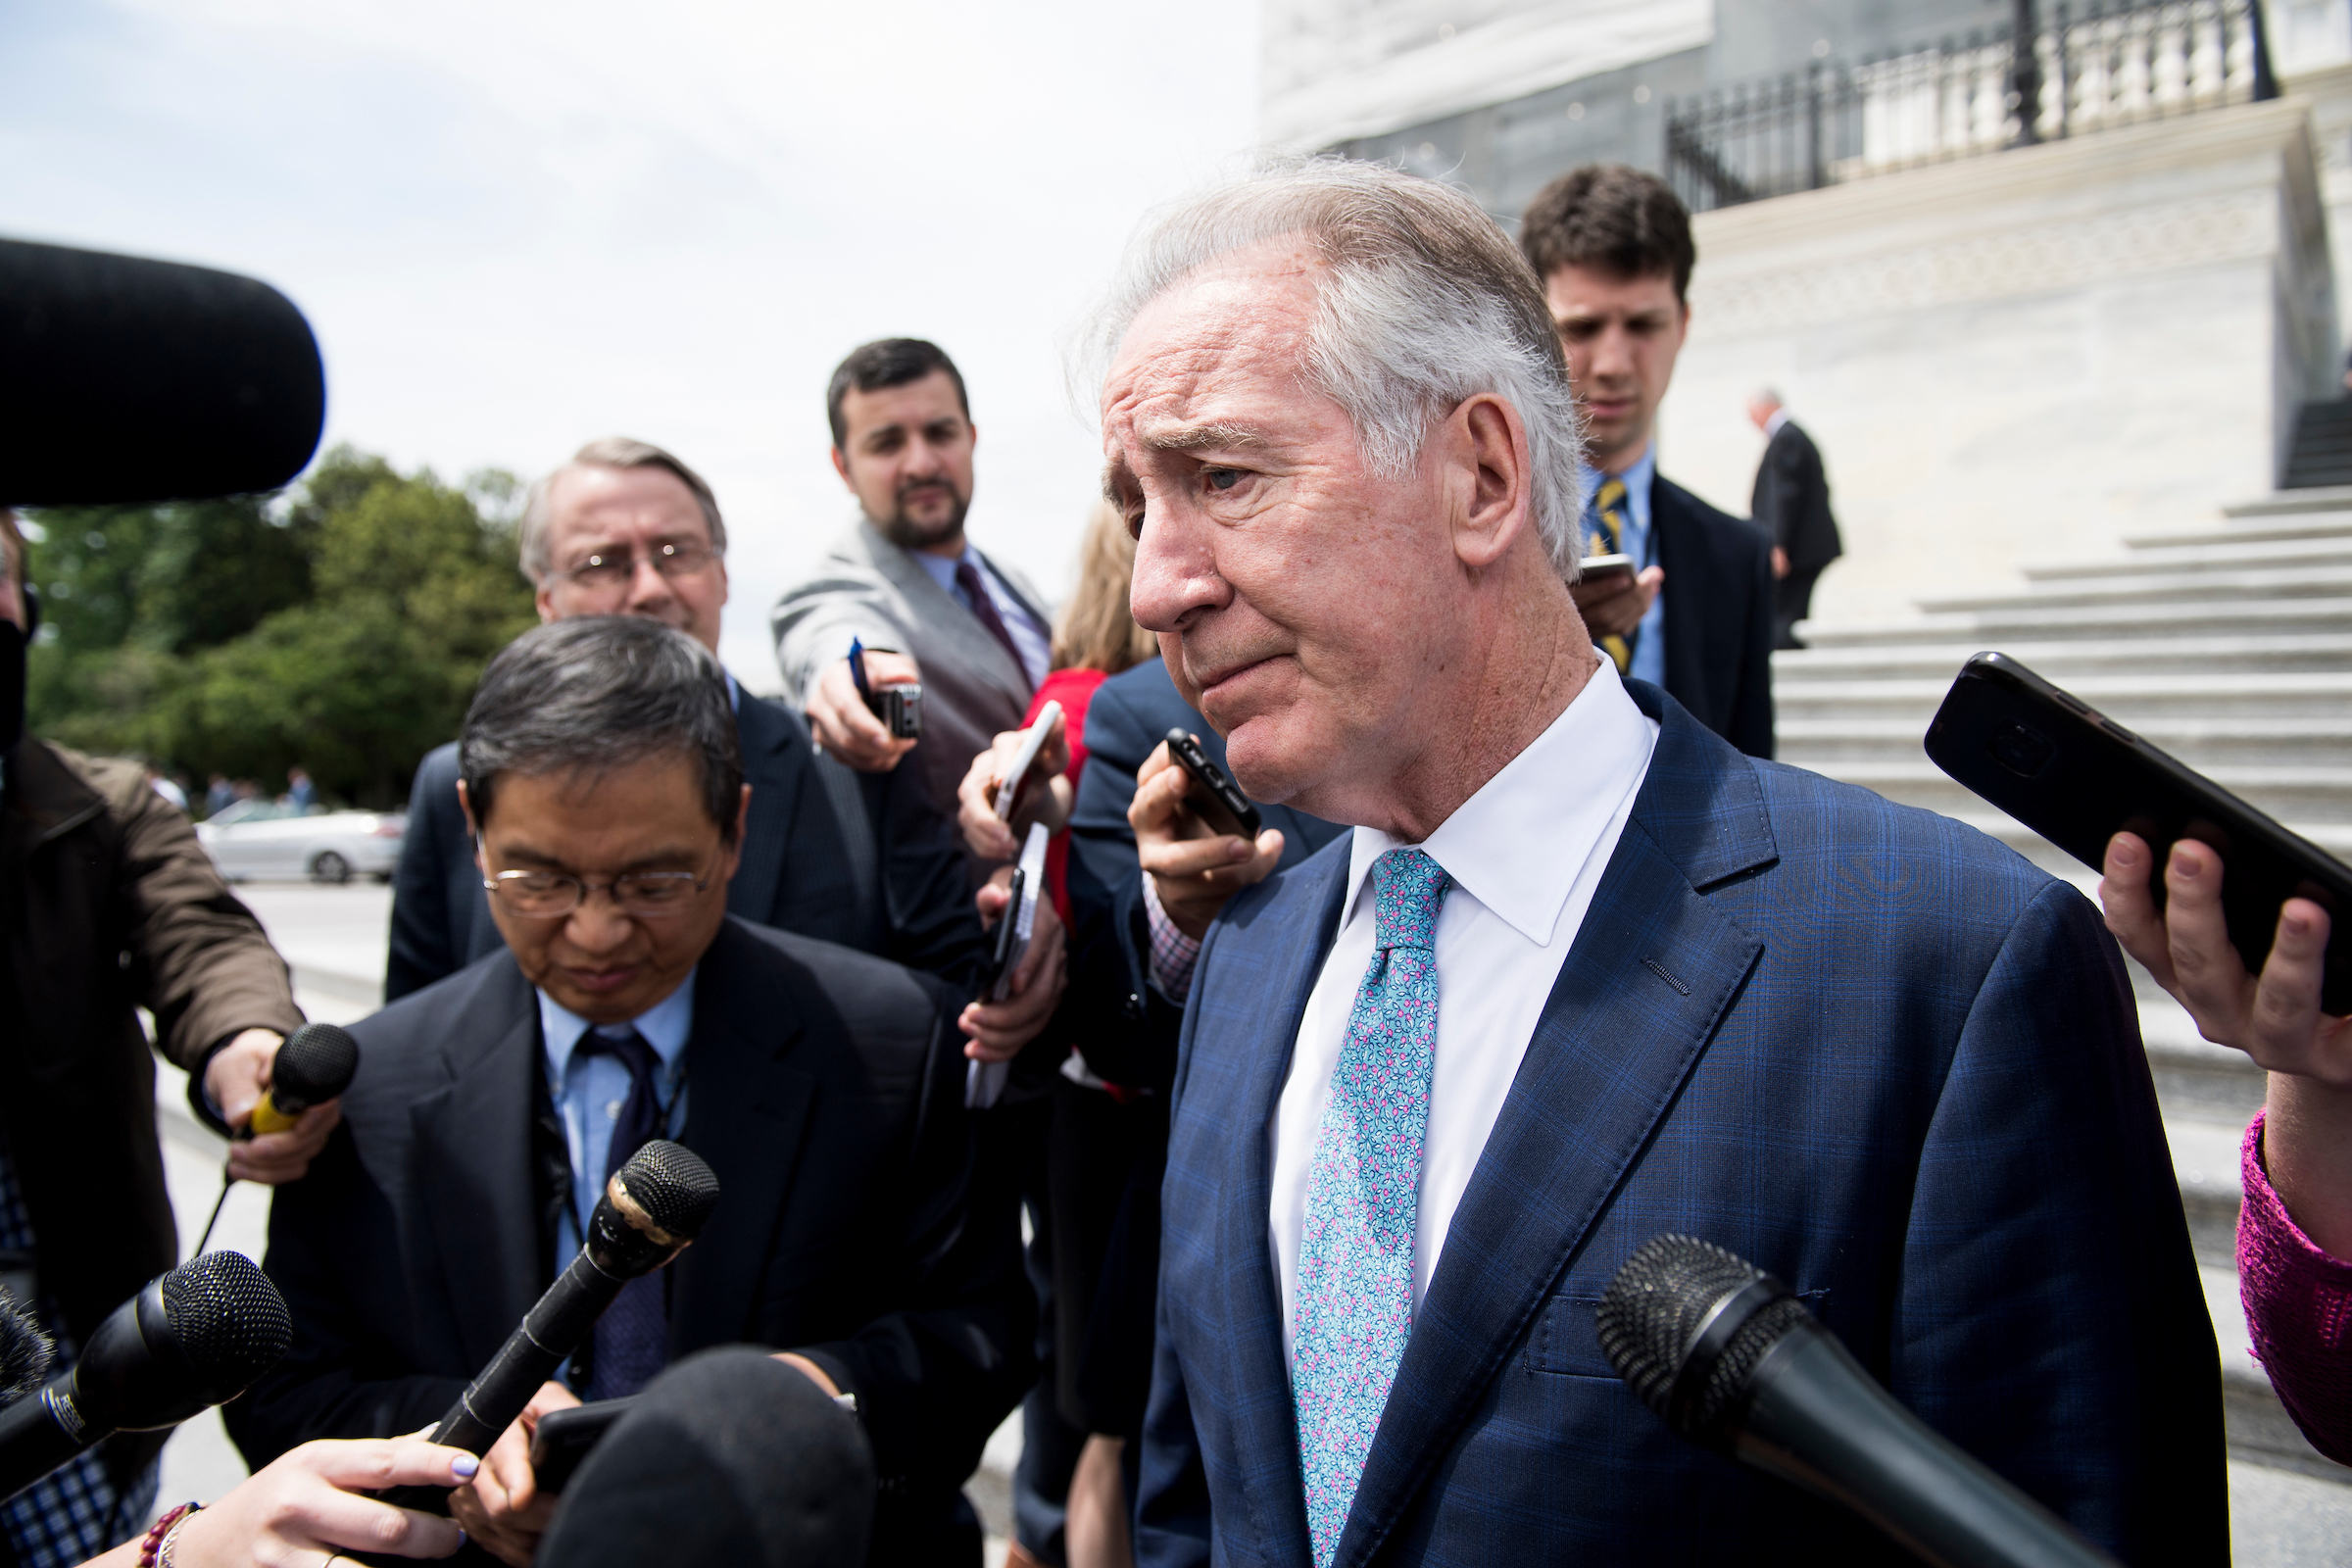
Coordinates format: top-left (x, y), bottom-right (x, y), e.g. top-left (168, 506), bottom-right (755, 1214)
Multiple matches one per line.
top-left (452, 1454), bottom-right (479, 1478)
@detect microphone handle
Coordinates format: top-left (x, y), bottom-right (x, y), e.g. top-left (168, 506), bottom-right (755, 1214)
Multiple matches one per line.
top-left (1735, 1323), bottom-right (2117, 1568)
top-left (0, 1383), bottom-right (99, 1503)
top-left (376, 1250), bottom-right (625, 1514)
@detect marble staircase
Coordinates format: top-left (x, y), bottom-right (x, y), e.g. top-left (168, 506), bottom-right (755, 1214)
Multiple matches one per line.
top-left (1774, 486), bottom-right (2352, 1493)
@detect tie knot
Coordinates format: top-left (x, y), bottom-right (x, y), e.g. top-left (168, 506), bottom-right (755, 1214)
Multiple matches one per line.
top-left (1594, 477), bottom-right (1627, 513)
top-left (1369, 849), bottom-right (1448, 953)
top-left (577, 1027), bottom-right (661, 1081)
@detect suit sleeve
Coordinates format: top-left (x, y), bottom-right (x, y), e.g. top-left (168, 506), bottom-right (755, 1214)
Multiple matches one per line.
top-left (1726, 520), bottom-right (1776, 760)
top-left (385, 748), bottom-right (462, 1003)
top-left (870, 760), bottom-right (989, 992)
top-left (223, 1124), bottom-right (469, 1466)
top-left (99, 767), bottom-right (305, 1077)
top-left (787, 981), bottom-right (1036, 1498)
top-left (1754, 433), bottom-right (1799, 551)
top-left (1892, 881), bottom-right (2227, 1561)
top-left (769, 563), bottom-right (916, 707)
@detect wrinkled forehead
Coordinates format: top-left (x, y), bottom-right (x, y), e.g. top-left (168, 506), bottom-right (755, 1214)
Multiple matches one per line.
top-left (546, 464), bottom-right (711, 546)
top-left (1101, 245), bottom-right (1329, 447)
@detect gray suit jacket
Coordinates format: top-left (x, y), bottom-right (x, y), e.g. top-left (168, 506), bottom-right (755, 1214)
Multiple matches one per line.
top-left (771, 519), bottom-right (1051, 825)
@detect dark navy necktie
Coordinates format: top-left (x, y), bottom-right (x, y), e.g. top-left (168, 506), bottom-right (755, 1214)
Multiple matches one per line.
top-left (576, 1027), bottom-right (668, 1399)
top-left (955, 556), bottom-right (1031, 688)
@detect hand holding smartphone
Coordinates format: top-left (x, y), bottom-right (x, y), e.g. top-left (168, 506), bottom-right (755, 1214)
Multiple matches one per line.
top-left (1163, 728), bottom-right (1263, 841)
top-left (993, 700), bottom-right (1064, 821)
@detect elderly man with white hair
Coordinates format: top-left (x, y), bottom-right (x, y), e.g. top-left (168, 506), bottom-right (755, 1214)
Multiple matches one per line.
top-left (1097, 163), bottom-right (2221, 1566)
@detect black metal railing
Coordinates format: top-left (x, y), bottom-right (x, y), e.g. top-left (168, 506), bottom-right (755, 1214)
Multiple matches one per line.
top-left (1665, 0), bottom-right (2278, 214)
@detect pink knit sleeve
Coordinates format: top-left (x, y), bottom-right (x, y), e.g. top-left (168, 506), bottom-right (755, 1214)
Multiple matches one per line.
top-left (2238, 1111), bottom-right (2352, 1464)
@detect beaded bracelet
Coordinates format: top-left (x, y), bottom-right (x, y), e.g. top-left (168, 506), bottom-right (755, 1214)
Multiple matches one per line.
top-left (138, 1501), bottom-right (202, 1567)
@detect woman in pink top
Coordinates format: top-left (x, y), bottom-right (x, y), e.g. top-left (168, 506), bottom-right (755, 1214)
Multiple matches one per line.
top-left (2102, 831), bottom-right (2352, 1462)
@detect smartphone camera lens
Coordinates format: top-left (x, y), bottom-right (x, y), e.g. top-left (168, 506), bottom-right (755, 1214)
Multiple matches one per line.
top-left (1988, 719), bottom-right (2055, 779)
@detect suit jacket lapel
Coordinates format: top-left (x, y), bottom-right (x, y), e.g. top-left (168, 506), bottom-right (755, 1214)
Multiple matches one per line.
top-left (1336, 698), bottom-right (1777, 1565)
top-left (859, 522), bottom-right (1031, 706)
top-left (671, 922), bottom-right (820, 1349)
top-left (1214, 848), bottom-right (1350, 1559)
top-left (410, 961), bottom-right (543, 1370)
top-left (727, 695), bottom-right (803, 925)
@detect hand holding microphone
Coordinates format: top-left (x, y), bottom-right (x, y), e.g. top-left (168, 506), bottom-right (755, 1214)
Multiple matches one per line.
top-left (205, 1021), bottom-right (358, 1184)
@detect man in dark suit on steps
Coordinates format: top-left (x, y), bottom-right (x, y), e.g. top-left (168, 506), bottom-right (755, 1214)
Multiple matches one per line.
top-left (231, 617), bottom-right (1032, 1567)
top-left (1520, 165), bottom-right (1775, 758)
top-left (1747, 388), bottom-right (1843, 650)
top-left (387, 437), bottom-right (1018, 1017)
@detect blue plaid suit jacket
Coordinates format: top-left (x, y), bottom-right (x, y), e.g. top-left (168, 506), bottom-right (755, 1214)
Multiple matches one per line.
top-left (1138, 681), bottom-right (2224, 1567)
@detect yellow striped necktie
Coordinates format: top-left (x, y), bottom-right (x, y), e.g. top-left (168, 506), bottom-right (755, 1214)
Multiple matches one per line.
top-left (1587, 477), bottom-right (1634, 674)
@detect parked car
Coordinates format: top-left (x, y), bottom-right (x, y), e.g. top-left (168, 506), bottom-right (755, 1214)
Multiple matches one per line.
top-left (195, 800), bottom-right (405, 884)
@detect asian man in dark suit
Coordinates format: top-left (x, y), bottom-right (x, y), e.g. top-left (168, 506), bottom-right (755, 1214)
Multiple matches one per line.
top-left (1748, 388), bottom-right (1844, 649)
top-left (230, 616), bottom-right (1033, 1568)
top-left (1094, 162), bottom-right (2219, 1566)
top-left (384, 440), bottom-right (1055, 1053)
top-left (1521, 165), bottom-right (1775, 759)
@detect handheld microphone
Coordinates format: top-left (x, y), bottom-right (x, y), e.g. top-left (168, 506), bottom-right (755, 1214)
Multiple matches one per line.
top-left (1596, 1235), bottom-right (2117, 1568)
top-left (0, 1251), bottom-right (290, 1502)
top-left (246, 1022), bottom-right (360, 1137)
top-left (0, 236), bottom-right (326, 507)
top-left (429, 1140), bottom-right (719, 1457)
top-left (0, 1294), bottom-right (54, 1408)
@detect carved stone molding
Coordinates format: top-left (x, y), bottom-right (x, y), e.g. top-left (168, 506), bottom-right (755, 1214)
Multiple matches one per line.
top-left (1692, 188), bottom-right (2276, 338)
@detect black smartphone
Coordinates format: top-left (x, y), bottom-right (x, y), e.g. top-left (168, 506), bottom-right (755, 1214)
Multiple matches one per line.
top-left (978, 866), bottom-right (1026, 996)
top-left (866, 683), bottom-right (922, 740)
top-left (1164, 728), bottom-right (1263, 841)
top-left (1925, 652), bottom-right (2350, 1012)
top-left (527, 1397), bottom-right (637, 1494)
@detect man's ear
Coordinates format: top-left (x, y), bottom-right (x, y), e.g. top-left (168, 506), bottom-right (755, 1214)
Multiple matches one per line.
top-left (457, 779), bottom-right (482, 863)
top-left (1447, 392), bottom-right (1536, 572)
top-left (720, 784), bottom-right (752, 880)
top-left (828, 446), bottom-right (853, 487)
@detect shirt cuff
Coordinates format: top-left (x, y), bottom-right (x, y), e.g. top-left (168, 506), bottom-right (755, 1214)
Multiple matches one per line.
top-left (1142, 874), bottom-right (1203, 1002)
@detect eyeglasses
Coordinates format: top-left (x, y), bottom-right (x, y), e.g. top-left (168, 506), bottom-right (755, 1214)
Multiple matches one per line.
top-left (556, 541), bottom-right (720, 589)
top-left (483, 858), bottom-right (718, 918)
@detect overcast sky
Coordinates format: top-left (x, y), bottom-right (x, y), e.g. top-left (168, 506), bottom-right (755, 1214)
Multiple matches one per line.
top-left (0, 0), bottom-right (1264, 684)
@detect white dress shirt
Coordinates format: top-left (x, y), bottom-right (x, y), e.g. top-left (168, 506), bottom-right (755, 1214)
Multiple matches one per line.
top-left (1268, 659), bottom-right (1659, 1357)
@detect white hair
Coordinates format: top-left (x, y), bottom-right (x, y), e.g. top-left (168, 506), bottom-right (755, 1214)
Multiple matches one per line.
top-left (1078, 158), bottom-right (1591, 577)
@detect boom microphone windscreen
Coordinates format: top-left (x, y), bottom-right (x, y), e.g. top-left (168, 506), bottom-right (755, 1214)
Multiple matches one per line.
top-left (0, 237), bottom-right (326, 506)
top-left (0, 1296), bottom-right (52, 1407)
top-left (538, 1348), bottom-right (875, 1568)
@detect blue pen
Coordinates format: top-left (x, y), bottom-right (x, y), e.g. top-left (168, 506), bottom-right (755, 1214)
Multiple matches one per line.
top-left (849, 636), bottom-right (872, 701)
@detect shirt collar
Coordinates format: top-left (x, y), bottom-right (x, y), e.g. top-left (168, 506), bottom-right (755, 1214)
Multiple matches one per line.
top-left (1765, 408), bottom-right (1790, 437)
top-left (912, 546), bottom-right (970, 598)
top-left (537, 970), bottom-right (698, 1082)
top-left (1583, 441), bottom-right (1655, 518)
top-left (1340, 658), bottom-right (1657, 947)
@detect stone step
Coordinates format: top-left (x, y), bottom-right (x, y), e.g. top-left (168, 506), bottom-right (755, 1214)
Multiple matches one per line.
top-left (1782, 717), bottom-right (2352, 768)
top-left (1781, 763), bottom-right (2352, 830)
top-left (1773, 671), bottom-right (2352, 719)
top-left (1773, 633), bottom-right (2352, 680)
top-left (2173, 1117), bottom-right (2245, 1268)
top-left (1799, 596), bottom-right (2352, 646)
top-left (2029, 537), bottom-right (2352, 579)
top-left (1919, 564), bottom-right (2352, 614)
top-left (2125, 511), bottom-right (2352, 549)
top-left (2203, 1263), bottom-right (2351, 1484)
top-left (2225, 486), bottom-right (2352, 516)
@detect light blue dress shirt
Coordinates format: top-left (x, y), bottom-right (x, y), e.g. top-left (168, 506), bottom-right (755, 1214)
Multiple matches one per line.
top-left (537, 977), bottom-right (695, 1273)
top-left (1582, 443), bottom-right (1667, 690)
top-left (913, 546), bottom-right (1053, 689)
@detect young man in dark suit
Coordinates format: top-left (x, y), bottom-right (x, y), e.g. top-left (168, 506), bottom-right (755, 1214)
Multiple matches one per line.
top-left (387, 440), bottom-right (1063, 1059)
top-left (1520, 165), bottom-right (1776, 758)
top-left (1747, 388), bottom-right (1844, 649)
top-left (231, 617), bottom-right (1034, 1567)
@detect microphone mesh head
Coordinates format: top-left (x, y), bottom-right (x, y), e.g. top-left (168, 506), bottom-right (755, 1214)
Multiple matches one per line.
top-left (0, 1293), bottom-right (54, 1402)
top-left (272, 1022), bottom-right (360, 1106)
top-left (1595, 1234), bottom-right (1809, 1442)
top-left (162, 1252), bottom-right (291, 1394)
top-left (616, 1141), bottom-right (721, 1239)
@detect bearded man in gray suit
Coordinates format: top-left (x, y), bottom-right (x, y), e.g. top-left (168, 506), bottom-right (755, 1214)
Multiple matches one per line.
top-left (773, 338), bottom-right (1054, 835)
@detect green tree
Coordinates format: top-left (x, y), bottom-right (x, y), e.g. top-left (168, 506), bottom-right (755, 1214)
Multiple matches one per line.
top-left (23, 447), bottom-right (537, 808)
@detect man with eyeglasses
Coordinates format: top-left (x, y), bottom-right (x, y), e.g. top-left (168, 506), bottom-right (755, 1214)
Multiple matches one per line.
top-left (388, 437), bottom-right (1064, 1064)
top-left (230, 616), bottom-right (1034, 1568)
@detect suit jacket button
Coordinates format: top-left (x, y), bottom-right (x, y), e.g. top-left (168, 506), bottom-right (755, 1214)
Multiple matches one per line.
top-left (1123, 992), bottom-right (1145, 1019)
